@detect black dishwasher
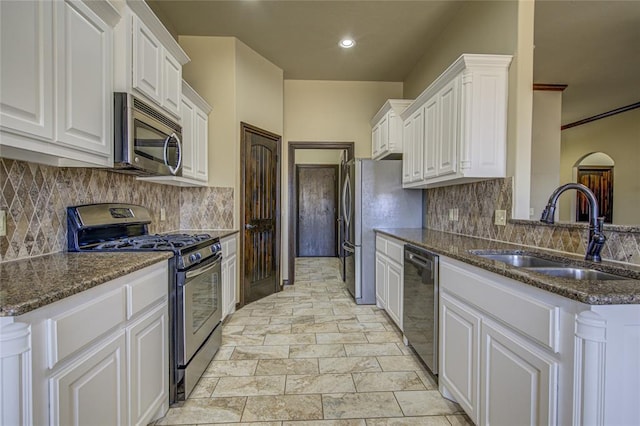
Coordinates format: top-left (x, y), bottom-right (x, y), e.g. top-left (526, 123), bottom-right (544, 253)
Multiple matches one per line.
top-left (403, 244), bottom-right (439, 376)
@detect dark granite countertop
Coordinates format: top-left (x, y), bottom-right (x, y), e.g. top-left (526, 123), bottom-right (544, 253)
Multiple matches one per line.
top-left (0, 252), bottom-right (172, 317)
top-left (375, 228), bottom-right (640, 305)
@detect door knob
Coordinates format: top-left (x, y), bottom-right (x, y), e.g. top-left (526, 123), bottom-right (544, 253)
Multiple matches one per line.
top-left (245, 223), bottom-right (256, 230)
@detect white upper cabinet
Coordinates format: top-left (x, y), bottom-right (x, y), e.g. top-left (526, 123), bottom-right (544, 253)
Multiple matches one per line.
top-left (0, 0), bottom-right (119, 168)
top-left (402, 106), bottom-right (425, 184)
top-left (370, 99), bottom-right (413, 160)
top-left (180, 81), bottom-right (211, 184)
top-left (401, 54), bottom-right (512, 188)
top-left (115, 1), bottom-right (189, 120)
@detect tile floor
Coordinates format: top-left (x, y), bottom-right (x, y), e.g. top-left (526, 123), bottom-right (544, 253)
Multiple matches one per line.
top-left (154, 258), bottom-right (473, 426)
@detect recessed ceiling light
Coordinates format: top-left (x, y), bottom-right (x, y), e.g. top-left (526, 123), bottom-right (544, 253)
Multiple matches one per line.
top-left (339, 38), bottom-right (356, 49)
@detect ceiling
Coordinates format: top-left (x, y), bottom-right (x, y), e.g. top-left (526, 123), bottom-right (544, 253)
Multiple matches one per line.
top-left (147, 0), bottom-right (640, 125)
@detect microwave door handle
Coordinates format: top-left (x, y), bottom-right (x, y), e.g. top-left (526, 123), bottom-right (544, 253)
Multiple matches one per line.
top-left (164, 133), bottom-right (182, 175)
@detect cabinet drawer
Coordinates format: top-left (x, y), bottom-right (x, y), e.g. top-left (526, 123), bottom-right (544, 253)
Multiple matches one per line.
top-left (126, 263), bottom-right (168, 319)
top-left (441, 261), bottom-right (559, 352)
top-left (224, 236), bottom-right (237, 256)
top-left (386, 240), bottom-right (404, 263)
top-left (47, 287), bottom-right (126, 368)
top-left (375, 236), bottom-right (387, 254)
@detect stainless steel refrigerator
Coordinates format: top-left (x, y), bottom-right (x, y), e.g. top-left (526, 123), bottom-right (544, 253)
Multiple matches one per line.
top-left (341, 159), bottom-right (422, 304)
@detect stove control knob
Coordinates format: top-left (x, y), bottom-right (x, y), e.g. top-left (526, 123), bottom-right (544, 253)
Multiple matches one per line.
top-left (189, 254), bottom-right (197, 263)
top-left (196, 252), bottom-right (202, 260)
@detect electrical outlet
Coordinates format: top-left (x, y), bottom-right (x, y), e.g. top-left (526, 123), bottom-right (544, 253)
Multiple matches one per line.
top-left (495, 209), bottom-right (507, 226)
top-left (448, 208), bottom-right (459, 221)
top-left (0, 210), bottom-right (5, 237)
top-left (530, 207), bottom-right (535, 217)
top-left (160, 208), bottom-right (166, 221)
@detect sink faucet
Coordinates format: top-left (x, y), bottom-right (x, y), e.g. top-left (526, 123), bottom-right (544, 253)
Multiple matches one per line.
top-left (540, 183), bottom-right (606, 262)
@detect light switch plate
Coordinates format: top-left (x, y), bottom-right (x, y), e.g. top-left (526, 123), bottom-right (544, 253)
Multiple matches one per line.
top-left (0, 210), bottom-right (6, 237)
top-left (495, 209), bottom-right (507, 226)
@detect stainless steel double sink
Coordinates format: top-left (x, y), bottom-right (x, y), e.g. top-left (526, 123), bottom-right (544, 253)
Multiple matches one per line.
top-left (470, 252), bottom-right (624, 281)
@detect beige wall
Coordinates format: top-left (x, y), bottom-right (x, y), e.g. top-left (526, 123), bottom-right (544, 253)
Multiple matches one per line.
top-left (403, 0), bottom-right (534, 219)
top-left (559, 108), bottom-right (640, 225)
top-left (295, 149), bottom-right (342, 165)
top-left (530, 90), bottom-right (562, 219)
top-left (281, 80), bottom-right (403, 280)
top-left (179, 36), bottom-right (284, 229)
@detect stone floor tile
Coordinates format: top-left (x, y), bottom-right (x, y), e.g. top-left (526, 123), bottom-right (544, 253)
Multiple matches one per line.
top-left (365, 416), bottom-right (452, 425)
top-left (314, 315), bottom-right (358, 324)
top-left (356, 314), bottom-right (390, 323)
top-left (322, 392), bottom-right (403, 419)
top-left (222, 325), bottom-right (245, 335)
top-left (289, 344), bottom-right (346, 358)
top-left (394, 390), bottom-right (462, 416)
top-left (264, 333), bottom-right (317, 345)
top-left (241, 324), bottom-right (292, 335)
top-left (226, 316), bottom-right (271, 326)
top-left (375, 355), bottom-right (423, 372)
top-left (197, 422), bottom-right (282, 426)
top-left (203, 360), bottom-right (258, 377)
top-left (242, 395), bottom-right (323, 422)
top-left (293, 307), bottom-right (335, 316)
top-left (352, 371), bottom-right (425, 392)
top-left (364, 332), bottom-right (403, 343)
top-left (155, 397), bottom-right (246, 425)
top-left (255, 358), bottom-right (320, 376)
top-left (446, 414), bottom-right (475, 425)
top-left (189, 377), bottom-right (219, 398)
top-left (317, 357), bottom-right (381, 374)
top-left (213, 347), bottom-right (234, 361)
top-left (316, 332), bottom-right (368, 344)
top-left (291, 323), bottom-right (340, 334)
top-left (343, 343), bottom-right (403, 357)
top-left (285, 373), bottom-right (356, 394)
top-left (337, 323), bottom-right (387, 332)
top-left (230, 345), bottom-right (289, 360)
top-left (222, 334), bottom-right (265, 347)
top-left (212, 376), bottom-right (286, 397)
top-left (283, 420), bottom-right (366, 426)
top-left (332, 307), bottom-right (377, 316)
top-left (416, 370), bottom-right (438, 390)
top-left (271, 315), bottom-right (315, 325)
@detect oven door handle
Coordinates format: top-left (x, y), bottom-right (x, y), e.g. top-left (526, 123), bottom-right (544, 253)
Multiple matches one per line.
top-left (185, 254), bottom-right (222, 279)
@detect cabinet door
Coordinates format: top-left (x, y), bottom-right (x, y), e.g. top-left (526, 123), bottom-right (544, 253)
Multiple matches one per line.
top-left (437, 77), bottom-right (459, 176)
top-left (378, 113), bottom-right (389, 154)
top-left (226, 254), bottom-right (237, 315)
top-left (401, 119), bottom-right (413, 184)
top-left (480, 319), bottom-right (558, 426)
top-left (180, 97), bottom-right (196, 178)
top-left (410, 108), bottom-right (425, 182)
top-left (128, 304), bottom-right (168, 426)
top-left (55, 0), bottom-right (112, 159)
top-left (386, 259), bottom-right (403, 330)
top-left (371, 124), bottom-right (380, 158)
top-left (440, 292), bottom-right (480, 424)
top-left (423, 97), bottom-right (438, 179)
top-left (375, 252), bottom-right (387, 309)
top-left (133, 18), bottom-right (162, 104)
top-left (0, 0), bottom-right (54, 139)
top-left (50, 332), bottom-right (127, 426)
top-left (162, 51), bottom-right (181, 117)
top-left (194, 108), bottom-right (209, 182)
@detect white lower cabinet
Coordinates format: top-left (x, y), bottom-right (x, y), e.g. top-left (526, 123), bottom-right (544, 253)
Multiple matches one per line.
top-left (440, 292), bottom-right (480, 423)
top-left (439, 257), bottom-right (562, 426)
top-left (221, 234), bottom-right (239, 319)
top-left (480, 318), bottom-right (557, 426)
top-left (375, 234), bottom-right (404, 330)
top-left (13, 261), bottom-right (169, 426)
top-left (50, 331), bottom-right (127, 426)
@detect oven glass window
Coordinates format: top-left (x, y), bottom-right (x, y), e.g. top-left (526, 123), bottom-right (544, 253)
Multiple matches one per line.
top-left (134, 119), bottom-right (180, 168)
top-left (189, 268), bottom-right (220, 333)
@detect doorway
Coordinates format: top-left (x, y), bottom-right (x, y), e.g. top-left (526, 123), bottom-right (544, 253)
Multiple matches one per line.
top-left (240, 122), bottom-right (281, 305)
top-left (576, 167), bottom-right (614, 223)
top-left (287, 142), bottom-right (354, 285)
top-left (296, 164), bottom-right (339, 257)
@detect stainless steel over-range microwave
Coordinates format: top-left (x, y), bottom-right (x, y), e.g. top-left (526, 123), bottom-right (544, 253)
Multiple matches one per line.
top-left (113, 92), bottom-right (183, 176)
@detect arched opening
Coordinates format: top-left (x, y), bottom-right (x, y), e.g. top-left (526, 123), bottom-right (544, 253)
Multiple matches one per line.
top-left (573, 152), bottom-right (615, 223)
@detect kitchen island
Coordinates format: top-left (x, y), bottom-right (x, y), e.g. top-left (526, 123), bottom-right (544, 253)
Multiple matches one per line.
top-left (376, 228), bottom-right (640, 426)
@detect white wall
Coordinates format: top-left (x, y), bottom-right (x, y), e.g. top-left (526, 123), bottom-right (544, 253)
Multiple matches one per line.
top-left (559, 108), bottom-right (640, 225)
top-left (281, 80), bottom-right (403, 280)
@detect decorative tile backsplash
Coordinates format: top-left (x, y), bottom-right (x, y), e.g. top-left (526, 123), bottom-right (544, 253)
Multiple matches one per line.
top-left (0, 159), bottom-right (233, 262)
top-left (426, 178), bottom-right (640, 266)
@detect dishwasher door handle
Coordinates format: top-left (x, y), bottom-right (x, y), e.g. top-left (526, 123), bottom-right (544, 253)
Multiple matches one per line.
top-left (407, 253), bottom-right (432, 269)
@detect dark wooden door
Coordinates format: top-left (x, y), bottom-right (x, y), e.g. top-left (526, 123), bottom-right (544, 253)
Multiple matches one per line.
top-left (241, 123), bottom-right (281, 305)
top-left (577, 167), bottom-right (614, 223)
top-left (296, 165), bottom-right (338, 257)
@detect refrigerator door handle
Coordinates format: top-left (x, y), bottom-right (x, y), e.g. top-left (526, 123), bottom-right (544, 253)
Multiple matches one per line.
top-left (341, 174), bottom-right (351, 228)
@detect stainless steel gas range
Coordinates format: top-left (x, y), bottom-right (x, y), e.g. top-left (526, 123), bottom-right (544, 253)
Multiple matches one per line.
top-left (67, 203), bottom-right (222, 403)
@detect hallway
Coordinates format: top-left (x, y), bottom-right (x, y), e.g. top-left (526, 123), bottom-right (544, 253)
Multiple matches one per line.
top-left (155, 258), bottom-right (472, 425)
